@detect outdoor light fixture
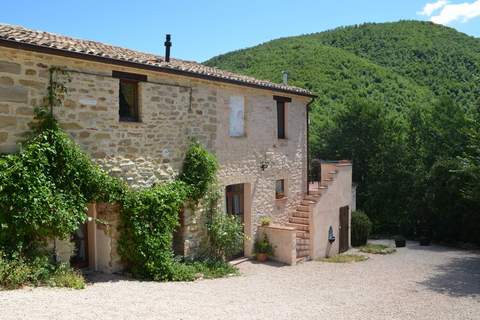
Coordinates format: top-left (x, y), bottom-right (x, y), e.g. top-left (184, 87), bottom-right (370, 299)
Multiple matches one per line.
top-left (328, 226), bottom-right (336, 243)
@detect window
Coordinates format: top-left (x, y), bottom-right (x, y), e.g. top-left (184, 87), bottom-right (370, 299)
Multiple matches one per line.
top-left (274, 96), bottom-right (291, 139)
top-left (275, 179), bottom-right (285, 199)
top-left (229, 96), bottom-right (245, 137)
top-left (113, 71), bottom-right (147, 122)
top-left (119, 79), bottom-right (139, 121)
top-left (276, 101), bottom-right (285, 139)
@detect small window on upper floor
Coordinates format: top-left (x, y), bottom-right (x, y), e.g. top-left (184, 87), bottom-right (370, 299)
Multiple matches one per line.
top-left (119, 79), bottom-right (139, 122)
top-left (113, 71), bottom-right (147, 122)
top-left (274, 96), bottom-right (291, 139)
top-left (229, 96), bottom-right (245, 137)
top-left (275, 179), bottom-right (286, 199)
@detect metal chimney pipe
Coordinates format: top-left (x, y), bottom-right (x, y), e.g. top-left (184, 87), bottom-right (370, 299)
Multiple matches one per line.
top-left (164, 34), bottom-right (172, 62)
top-left (282, 71), bottom-right (288, 85)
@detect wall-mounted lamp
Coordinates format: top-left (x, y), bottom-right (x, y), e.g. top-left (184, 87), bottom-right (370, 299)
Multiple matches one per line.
top-left (260, 159), bottom-right (270, 171)
top-left (328, 226), bottom-right (336, 243)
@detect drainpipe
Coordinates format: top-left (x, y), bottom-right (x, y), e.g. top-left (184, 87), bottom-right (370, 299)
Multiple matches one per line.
top-left (306, 96), bottom-right (316, 195)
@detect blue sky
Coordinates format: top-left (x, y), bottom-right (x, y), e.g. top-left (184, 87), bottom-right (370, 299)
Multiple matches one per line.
top-left (1, 0), bottom-right (479, 62)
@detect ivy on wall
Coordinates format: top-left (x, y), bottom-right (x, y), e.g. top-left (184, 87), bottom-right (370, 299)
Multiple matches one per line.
top-left (0, 66), bottom-right (242, 283)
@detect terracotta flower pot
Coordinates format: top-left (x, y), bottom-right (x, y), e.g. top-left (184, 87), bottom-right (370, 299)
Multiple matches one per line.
top-left (256, 253), bottom-right (268, 262)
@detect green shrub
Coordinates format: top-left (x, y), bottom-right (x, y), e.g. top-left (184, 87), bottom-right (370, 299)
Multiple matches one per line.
top-left (118, 181), bottom-right (189, 281)
top-left (351, 210), bottom-right (372, 246)
top-left (179, 141), bottom-right (218, 202)
top-left (206, 212), bottom-right (244, 261)
top-left (254, 234), bottom-right (274, 256)
top-left (0, 252), bottom-right (85, 290)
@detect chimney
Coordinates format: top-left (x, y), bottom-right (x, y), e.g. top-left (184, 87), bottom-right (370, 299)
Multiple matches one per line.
top-left (282, 71), bottom-right (288, 85)
top-left (164, 34), bottom-right (172, 62)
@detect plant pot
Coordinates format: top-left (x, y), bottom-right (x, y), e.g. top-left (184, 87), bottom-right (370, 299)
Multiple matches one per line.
top-left (256, 253), bottom-right (268, 262)
top-left (395, 239), bottom-right (406, 248)
top-left (419, 237), bottom-right (431, 246)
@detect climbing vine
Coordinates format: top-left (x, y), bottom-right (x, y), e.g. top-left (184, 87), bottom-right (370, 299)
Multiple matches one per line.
top-left (0, 66), bottom-right (240, 284)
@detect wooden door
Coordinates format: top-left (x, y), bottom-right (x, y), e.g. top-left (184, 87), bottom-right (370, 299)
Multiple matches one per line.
top-left (339, 205), bottom-right (350, 253)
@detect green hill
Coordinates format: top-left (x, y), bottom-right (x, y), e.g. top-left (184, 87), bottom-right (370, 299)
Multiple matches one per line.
top-left (205, 20), bottom-right (480, 113)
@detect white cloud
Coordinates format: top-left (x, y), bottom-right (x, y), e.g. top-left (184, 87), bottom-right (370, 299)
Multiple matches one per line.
top-left (418, 0), bottom-right (449, 16)
top-left (430, 0), bottom-right (480, 24)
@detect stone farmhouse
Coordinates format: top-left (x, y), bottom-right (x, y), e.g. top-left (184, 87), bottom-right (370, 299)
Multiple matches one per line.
top-left (0, 24), bottom-right (353, 272)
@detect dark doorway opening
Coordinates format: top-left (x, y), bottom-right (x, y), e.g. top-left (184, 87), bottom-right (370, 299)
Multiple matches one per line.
top-left (226, 183), bottom-right (245, 258)
top-left (70, 223), bottom-right (89, 269)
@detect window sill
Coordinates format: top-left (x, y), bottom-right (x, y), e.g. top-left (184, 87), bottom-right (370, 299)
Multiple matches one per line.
top-left (275, 197), bottom-right (288, 201)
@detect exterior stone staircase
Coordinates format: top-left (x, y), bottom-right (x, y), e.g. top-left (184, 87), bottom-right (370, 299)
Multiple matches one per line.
top-left (285, 167), bottom-right (339, 262)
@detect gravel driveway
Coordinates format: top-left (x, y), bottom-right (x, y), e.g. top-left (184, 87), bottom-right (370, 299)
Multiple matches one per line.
top-left (1, 240), bottom-right (479, 320)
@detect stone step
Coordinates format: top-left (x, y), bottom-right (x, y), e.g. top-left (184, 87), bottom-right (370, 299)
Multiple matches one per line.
top-left (287, 223), bottom-right (309, 232)
top-left (301, 200), bottom-right (316, 206)
top-left (296, 244), bottom-right (309, 251)
top-left (296, 231), bottom-right (310, 239)
top-left (296, 238), bottom-right (310, 245)
top-left (296, 255), bottom-right (312, 264)
top-left (309, 189), bottom-right (322, 196)
top-left (304, 195), bottom-right (320, 202)
top-left (289, 217), bottom-right (309, 225)
top-left (297, 205), bottom-right (311, 212)
top-left (292, 211), bottom-right (309, 219)
top-left (297, 249), bottom-right (310, 258)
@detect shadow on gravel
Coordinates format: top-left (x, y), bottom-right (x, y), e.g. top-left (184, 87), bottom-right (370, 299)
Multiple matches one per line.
top-left (420, 255), bottom-right (480, 298)
top-left (84, 271), bottom-right (139, 284)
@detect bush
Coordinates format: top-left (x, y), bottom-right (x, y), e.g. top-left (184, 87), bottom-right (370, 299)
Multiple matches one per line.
top-left (179, 141), bottom-right (218, 202)
top-left (351, 210), bottom-right (372, 246)
top-left (118, 181), bottom-right (189, 281)
top-left (0, 252), bottom-right (85, 290)
top-left (206, 212), bottom-right (244, 261)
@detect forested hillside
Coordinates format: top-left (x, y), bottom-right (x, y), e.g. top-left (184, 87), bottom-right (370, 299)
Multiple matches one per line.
top-left (205, 20), bottom-right (480, 244)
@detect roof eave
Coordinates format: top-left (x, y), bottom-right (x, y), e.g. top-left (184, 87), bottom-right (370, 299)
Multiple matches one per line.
top-left (0, 38), bottom-right (317, 98)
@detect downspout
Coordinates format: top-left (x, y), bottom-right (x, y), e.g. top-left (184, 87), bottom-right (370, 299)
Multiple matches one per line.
top-left (306, 97), bottom-right (316, 195)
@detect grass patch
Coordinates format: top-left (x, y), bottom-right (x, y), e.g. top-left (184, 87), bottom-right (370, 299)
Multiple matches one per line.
top-left (359, 243), bottom-right (396, 254)
top-left (171, 259), bottom-right (239, 281)
top-left (318, 254), bottom-right (368, 263)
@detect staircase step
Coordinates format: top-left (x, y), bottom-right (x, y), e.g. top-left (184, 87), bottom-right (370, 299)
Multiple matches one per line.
top-left (301, 200), bottom-right (316, 206)
top-left (304, 195), bottom-right (320, 202)
top-left (296, 231), bottom-right (310, 239)
top-left (296, 238), bottom-right (310, 245)
top-left (292, 211), bottom-right (309, 219)
top-left (287, 223), bottom-right (309, 232)
top-left (309, 190), bottom-right (322, 196)
top-left (289, 217), bottom-right (309, 225)
top-left (296, 244), bottom-right (309, 250)
top-left (297, 249), bottom-right (310, 258)
top-left (297, 205), bottom-right (311, 212)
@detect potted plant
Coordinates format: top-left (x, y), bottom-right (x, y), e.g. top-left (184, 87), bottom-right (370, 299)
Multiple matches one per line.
top-left (259, 216), bottom-right (272, 227)
top-left (254, 234), bottom-right (274, 262)
top-left (394, 235), bottom-right (406, 248)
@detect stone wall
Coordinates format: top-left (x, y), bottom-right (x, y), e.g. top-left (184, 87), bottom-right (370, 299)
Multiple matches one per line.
top-left (0, 46), bottom-right (310, 260)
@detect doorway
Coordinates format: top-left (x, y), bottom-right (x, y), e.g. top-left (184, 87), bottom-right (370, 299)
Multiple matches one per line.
top-left (339, 205), bottom-right (350, 253)
top-left (70, 222), bottom-right (89, 269)
top-left (226, 183), bottom-right (245, 257)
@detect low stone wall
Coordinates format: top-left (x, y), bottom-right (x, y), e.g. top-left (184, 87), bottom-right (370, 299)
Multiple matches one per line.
top-left (258, 225), bottom-right (297, 265)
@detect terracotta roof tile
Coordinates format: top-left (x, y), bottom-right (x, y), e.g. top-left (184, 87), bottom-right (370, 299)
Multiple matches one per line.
top-left (0, 24), bottom-right (314, 97)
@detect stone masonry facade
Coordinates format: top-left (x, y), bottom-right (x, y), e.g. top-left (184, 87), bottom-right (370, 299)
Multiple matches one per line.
top-left (0, 46), bottom-right (310, 263)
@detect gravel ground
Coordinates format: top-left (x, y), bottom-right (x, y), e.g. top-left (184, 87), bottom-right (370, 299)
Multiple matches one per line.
top-left (0, 240), bottom-right (479, 320)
